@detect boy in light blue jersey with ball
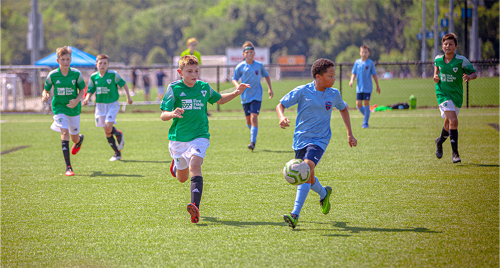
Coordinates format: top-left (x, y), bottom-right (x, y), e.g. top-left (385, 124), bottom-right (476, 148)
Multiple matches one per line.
top-left (277, 58), bottom-right (357, 229)
top-left (232, 41), bottom-right (273, 151)
top-left (349, 45), bottom-right (381, 128)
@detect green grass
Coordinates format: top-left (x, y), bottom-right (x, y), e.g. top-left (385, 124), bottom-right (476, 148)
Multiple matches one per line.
top-left (1, 108), bottom-right (499, 267)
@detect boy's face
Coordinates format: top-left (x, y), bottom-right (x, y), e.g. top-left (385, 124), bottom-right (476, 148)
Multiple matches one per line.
top-left (188, 42), bottom-right (197, 51)
top-left (243, 49), bottom-right (255, 61)
top-left (360, 48), bottom-right (370, 60)
top-left (57, 54), bottom-right (71, 69)
top-left (442, 39), bottom-right (457, 54)
top-left (317, 67), bottom-right (336, 88)
top-left (177, 64), bottom-right (199, 87)
top-left (96, 58), bottom-right (109, 72)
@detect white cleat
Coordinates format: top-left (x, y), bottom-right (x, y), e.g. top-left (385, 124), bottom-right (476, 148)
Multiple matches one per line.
top-left (109, 154), bottom-right (122, 161)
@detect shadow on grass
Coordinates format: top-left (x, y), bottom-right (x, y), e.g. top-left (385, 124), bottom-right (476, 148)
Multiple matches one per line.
top-left (89, 171), bottom-right (144, 177)
top-left (457, 163), bottom-right (499, 167)
top-left (200, 216), bottom-right (286, 227)
top-left (368, 126), bottom-right (418, 130)
top-left (257, 149), bottom-right (292, 153)
top-left (121, 160), bottom-right (170, 164)
top-left (329, 222), bottom-right (441, 234)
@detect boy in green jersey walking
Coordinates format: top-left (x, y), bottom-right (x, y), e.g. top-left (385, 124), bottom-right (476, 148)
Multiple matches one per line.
top-left (160, 55), bottom-right (249, 223)
top-left (42, 46), bottom-right (86, 176)
top-left (82, 54), bottom-right (133, 161)
top-left (433, 33), bottom-right (477, 163)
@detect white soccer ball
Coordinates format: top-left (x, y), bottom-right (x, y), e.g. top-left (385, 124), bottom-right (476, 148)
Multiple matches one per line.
top-left (283, 159), bottom-right (310, 185)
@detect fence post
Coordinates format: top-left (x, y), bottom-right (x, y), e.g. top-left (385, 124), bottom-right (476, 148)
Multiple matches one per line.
top-left (339, 64), bottom-right (342, 97)
top-left (217, 66), bottom-right (220, 112)
top-left (466, 82), bottom-right (469, 108)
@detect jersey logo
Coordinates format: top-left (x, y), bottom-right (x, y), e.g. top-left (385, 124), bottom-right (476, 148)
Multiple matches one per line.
top-left (255, 70), bottom-right (259, 75)
top-left (107, 79), bottom-right (112, 84)
top-left (201, 90), bottom-right (207, 97)
top-left (453, 67), bottom-right (458, 73)
top-left (180, 92), bottom-right (187, 97)
top-left (325, 101), bottom-right (332, 111)
top-left (56, 80), bottom-right (61, 84)
top-left (72, 80), bottom-right (76, 85)
top-left (365, 66), bottom-right (369, 70)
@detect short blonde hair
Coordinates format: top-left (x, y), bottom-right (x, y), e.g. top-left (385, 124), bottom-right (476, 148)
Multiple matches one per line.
top-left (187, 38), bottom-right (197, 46)
top-left (242, 41), bottom-right (255, 50)
top-left (96, 54), bottom-right (109, 62)
top-left (360, 45), bottom-right (370, 52)
top-left (178, 55), bottom-right (199, 70)
top-left (56, 46), bottom-right (72, 59)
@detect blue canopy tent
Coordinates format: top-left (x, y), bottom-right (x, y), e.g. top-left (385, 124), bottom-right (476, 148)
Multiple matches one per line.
top-left (34, 46), bottom-right (96, 68)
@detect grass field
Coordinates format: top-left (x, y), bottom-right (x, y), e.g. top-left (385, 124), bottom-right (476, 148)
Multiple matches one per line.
top-left (1, 108), bottom-right (499, 267)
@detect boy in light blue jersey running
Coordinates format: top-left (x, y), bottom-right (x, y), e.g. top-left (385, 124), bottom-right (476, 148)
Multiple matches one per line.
top-left (232, 41), bottom-right (273, 151)
top-left (349, 45), bottom-right (381, 128)
top-left (277, 58), bottom-right (357, 229)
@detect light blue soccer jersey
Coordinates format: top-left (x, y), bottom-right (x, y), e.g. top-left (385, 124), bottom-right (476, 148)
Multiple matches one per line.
top-left (232, 60), bottom-right (269, 104)
top-left (352, 58), bottom-right (377, 93)
top-left (280, 81), bottom-right (346, 151)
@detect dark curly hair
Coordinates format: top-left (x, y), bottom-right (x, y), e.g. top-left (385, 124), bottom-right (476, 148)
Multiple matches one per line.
top-left (311, 58), bottom-right (335, 78)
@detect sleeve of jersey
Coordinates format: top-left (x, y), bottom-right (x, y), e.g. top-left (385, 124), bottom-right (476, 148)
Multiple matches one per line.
top-left (333, 91), bottom-right (346, 110)
top-left (43, 75), bottom-right (53, 91)
top-left (76, 72), bottom-right (86, 90)
top-left (160, 85), bottom-right (175, 111)
top-left (232, 65), bottom-right (241, 81)
top-left (280, 88), bottom-right (300, 109)
top-left (114, 72), bottom-right (126, 87)
top-left (462, 59), bottom-right (476, 75)
top-left (208, 86), bottom-right (222, 104)
top-left (87, 78), bottom-right (95, 94)
top-left (371, 62), bottom-right (377, 75)
top-left (261, 63), bottom-right (269, 77)
top-left (351, 62), bottom-right (357, 75)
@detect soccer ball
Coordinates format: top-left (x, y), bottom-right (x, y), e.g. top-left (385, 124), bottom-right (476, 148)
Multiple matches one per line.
top-left (283, 159), bottom-right (310, 185)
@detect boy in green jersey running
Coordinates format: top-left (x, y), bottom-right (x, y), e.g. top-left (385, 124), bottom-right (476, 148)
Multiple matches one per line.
top-left (82, 54), bottom-right (133, 161)
top-left (433, 33), bottom-right (477, 163)
top-left (160, 55), bottom-right (249, 223)
top-left (42, 46), bottom-right (86, 176)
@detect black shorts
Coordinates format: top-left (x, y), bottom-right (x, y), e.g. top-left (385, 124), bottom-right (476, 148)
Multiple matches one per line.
top-left (356, 93), bottom-right (372, 100)
top-left (294, 144), bottom-right (324, 166)
top-left (242, 100), bottom-right (262, 116)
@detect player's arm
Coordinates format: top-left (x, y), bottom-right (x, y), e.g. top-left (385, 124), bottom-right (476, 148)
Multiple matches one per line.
top-left (161, 108), bottom-right (184, 121)
top-left (231, 79), bottom-right (240, 88)
top-left (339, 107), bottom-right (357, 147)
top-left (349, 74), bottom-right (356, 87)
top-left (217, 83), bottom-right (250, 104)
top-left (67, 87), bottom-right (86, 108)
top-left (276, 103), bottom-right (290, 129)
top-left (433, 66), bottom-right (440, 83)
top-left (463, 72), bottom-right (477, 83)
top-left (82, 92), bottom-right (93, 106)
top-left (121, 84), bottom-right (133, 104)
top-left (373, 75), bottom-right (380, 94)
top-left (42, 89), bottom-right (51, 102)
top-left (265, 76), bottom-right (273, 99)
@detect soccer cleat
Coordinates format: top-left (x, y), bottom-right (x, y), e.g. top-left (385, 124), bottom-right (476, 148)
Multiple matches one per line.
top-left (71, 134), bottom-right (84, 155)
top-left (320, 186), bottom-right (332, 215)
top-left (110, 152), bottom-right (122, 161)
top-left (248, 142), bottom-right (255, 151)
top-left (435, 138), bottom-right (443, 159)
top-left (187, 203), bottom-right (199, 223)
top-left (170, 159), bottom-right (177, 177)
top-left (283, 214), bottom-right (298, 229)
top-left (452, 152), bottom-right (461, 163)
top-left (65, 166), bottom-right (74, 176)
top-left (362, 123), bottom-right (369, 129)
top-left (116, 130), bottom-right (125, 150)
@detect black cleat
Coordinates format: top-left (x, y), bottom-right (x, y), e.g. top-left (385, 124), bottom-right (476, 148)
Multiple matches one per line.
top-left (248, 142), bottom-right (255, 151)
top-left (452, 152), bottom-right (461, 163)
top-left (283, 214), bottom-right (298, 229)
top-left (435, 138), bottom-right (443, 159)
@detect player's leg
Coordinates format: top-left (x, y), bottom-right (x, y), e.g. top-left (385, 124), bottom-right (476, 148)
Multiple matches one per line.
top-left (60, 128), bottom-right (74, 176)
top-left (302, 145), bottom-right (331, 214)
top-left (248, 101), bottom-right (261, 151)
top-left (104, 122), bottom-right (121, 161)
top-left (362, 98), bottom-right (371, 128)
top-left (356, 94), bottom-right (365, 117)
top-left (243, 103), bottom-right (252, 129)
top-left (68, 115), bottom-right (83, 156)
top-left (444, 110), bottom-right (460, 163)
top-left (185, 139), bottom-right (209, 223)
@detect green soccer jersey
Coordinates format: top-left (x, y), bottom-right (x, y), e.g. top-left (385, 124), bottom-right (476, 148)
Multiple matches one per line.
top-left (44, 67), bottom-right (86, 116)
top-left (160, 80), bottom-right (221, 142)
top-left (87, 70), bottom-right (126, 103)
top-left (434, 54), bottom-right (476, 108)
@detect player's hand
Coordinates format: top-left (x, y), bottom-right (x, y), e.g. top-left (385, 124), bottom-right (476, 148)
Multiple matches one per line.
top-left (82, 99), bottom-right (89, 106)
top-left (279, 116), bottom-right (290, 129)
top-left (349, 81), bottom-right (353, 87)
top-left (67, 98), bottom-right (80, 108)
top-left (127, 96), bottom-right (133, 105)
top-left (348, 135), bottom-right (357, 147)
top-left (235, 83), bottom-right (250, 95)
top-left (171, 108), bottom-right (184, 118)
top-left (42, 92), bottom-right (50, 102)
top-left (376, 86), bottom-right (381, 94)
top-left (463, 73), bottom-right (471, 82)
top-left (433, 75), bottom-right (440, 83)
top-left (268, 89), bottom-right (274, 99)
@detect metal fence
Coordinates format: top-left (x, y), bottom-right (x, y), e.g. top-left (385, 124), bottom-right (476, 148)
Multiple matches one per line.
top-left (1, 59), bottom-right (498, 113)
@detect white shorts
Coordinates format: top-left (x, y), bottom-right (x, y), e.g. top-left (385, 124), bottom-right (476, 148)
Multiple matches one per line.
top-left (95, 101), bottom-right (119, 127)
top-left (169, 138), bottom-right (210, 170)
top-left (51, 114), bottom-right (81, 135)
top-left (439, 100), bottom-right (460, 119)
top-left (157, 86), bottom-right (165, 95)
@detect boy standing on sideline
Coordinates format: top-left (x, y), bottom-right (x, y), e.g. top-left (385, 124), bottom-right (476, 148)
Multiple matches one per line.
top-left (156, 68), bottom-right (166, 102)
top-left (277, 58), bottom-right (357, 229)
top-left (433, 33), bottom-right (477, 163)
top-left (232, 41), bottom-right (273, 151)
top-left (131, 68), bottom-right (137, 96)
top-left (161, 55), bottom-right (249, 223)
top-left (41, 46), bottom-right (86, 176)
top-left (180, 38), bottom-right (202, 64)
top-left (143, 71), bottom-right (151, 103)
top-left (82, 54), bottom-right (133, 161)
top-left (349, 45), bottom-right (381, 128)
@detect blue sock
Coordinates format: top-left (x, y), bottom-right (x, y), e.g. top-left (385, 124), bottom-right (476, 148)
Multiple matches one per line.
top-left (250, 126), bottom-right (258, 143)
top-left (357, 106), bottom-right (365, 116)
top-left (363, 105), bottom-right (370, 125)
top-left (291, 183), bottom-right (311, 219)
top-left (310, 177), bottom-right (327, 200)
top-left (246, 124), bottom-right (251, 130)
